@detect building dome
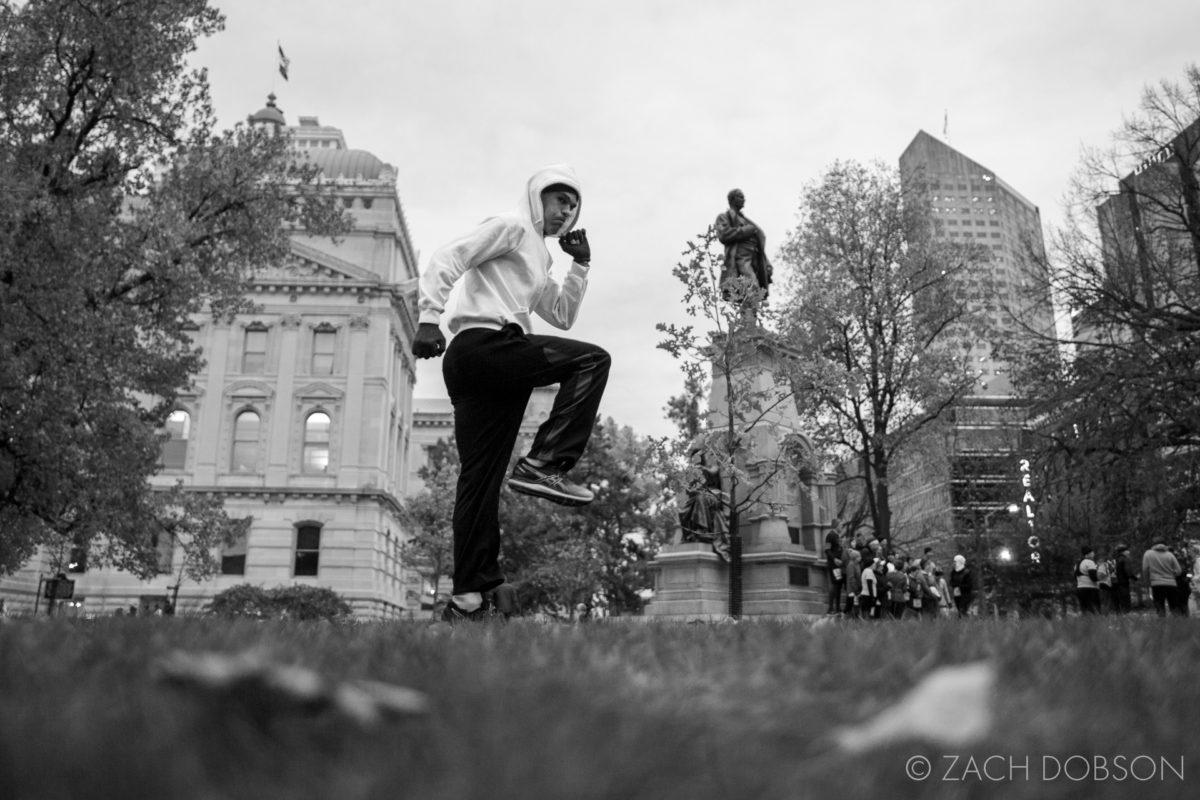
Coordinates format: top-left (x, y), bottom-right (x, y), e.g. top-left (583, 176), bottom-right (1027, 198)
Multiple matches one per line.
top-left (304, 148), bottom-right (389, 181)
top-left (248, 93), bottom-right (286, 126)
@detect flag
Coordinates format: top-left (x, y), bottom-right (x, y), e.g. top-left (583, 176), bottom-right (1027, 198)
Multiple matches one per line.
top-left (278, 44), bottom-right (290, 81)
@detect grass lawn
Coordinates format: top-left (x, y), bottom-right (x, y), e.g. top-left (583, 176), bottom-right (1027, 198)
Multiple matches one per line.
top-left (0, 614), bottom-right (1197, 800)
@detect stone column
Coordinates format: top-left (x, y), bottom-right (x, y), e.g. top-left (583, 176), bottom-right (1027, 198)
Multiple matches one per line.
top-left (265, 313), bottom-right (302, 484)
top-left (339, 313), bottom-right (371, 487)
top-left (193, 323), bottom-right (230, 484)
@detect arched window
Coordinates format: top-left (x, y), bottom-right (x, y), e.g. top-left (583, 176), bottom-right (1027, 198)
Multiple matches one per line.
top-left (303, 411), bottom-right (331, 473)
top-left (161, 409), bottom-right (190, 469)
top-left (231, 410), bottom-right (260, 473)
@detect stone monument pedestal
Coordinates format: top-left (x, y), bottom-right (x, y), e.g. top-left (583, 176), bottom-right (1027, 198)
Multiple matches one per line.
top-left (645, 515), bottom-right (826, 620)
top-left (644, 333), bottom-right (838, 620)
top-left (644, 542), bottom-right (729, 620)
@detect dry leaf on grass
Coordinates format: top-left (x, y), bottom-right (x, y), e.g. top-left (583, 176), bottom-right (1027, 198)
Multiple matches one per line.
top-left (155, 650), bottom-right (429, 726)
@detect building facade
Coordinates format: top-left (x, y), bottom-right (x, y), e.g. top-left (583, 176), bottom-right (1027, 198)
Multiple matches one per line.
top-left (890, 132), bottom-right (1055, 562)
top-left (1, 96), bottom-right (425, 619)
top-left (1094, 116), bottom-right (1200, 330)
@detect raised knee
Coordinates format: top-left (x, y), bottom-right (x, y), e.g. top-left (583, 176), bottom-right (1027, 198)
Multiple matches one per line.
top-left (592, 347), bottom-right (611, 372)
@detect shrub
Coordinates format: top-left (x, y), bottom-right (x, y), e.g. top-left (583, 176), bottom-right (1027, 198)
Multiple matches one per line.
top-left (269, 585), bottom-right (353, 621)
top-left (206, 584), bottom-right (353, 621)
top-left (206, 584), bottom-right (274, 619)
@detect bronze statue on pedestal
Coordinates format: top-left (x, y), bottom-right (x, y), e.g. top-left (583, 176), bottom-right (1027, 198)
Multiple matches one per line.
top-left (678, 447), bottom-right (730, 562)
top-left (714, 188), bottom-right (772, 300)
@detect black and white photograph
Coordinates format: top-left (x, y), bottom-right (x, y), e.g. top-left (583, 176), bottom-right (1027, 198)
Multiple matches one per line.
top-left (1, 2), bottom-right (1199, 798)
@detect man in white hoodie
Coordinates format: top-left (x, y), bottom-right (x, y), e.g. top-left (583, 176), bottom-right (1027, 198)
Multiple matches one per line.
top-left (412, 165), bottom-right (609, 622)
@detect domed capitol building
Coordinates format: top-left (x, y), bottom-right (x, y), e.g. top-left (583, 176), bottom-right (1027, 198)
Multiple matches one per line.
top-left (1, 96), bottom-right (476, 619)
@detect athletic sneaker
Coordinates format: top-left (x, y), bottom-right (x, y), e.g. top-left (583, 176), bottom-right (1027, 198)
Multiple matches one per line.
top-left (507, 458), bottom-right (594, 506)
top-left (441, 599), bottom-right (489, 624)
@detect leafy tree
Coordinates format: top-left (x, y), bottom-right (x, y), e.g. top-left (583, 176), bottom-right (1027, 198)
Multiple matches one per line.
top-left (398, 439), bottom-right (458, 597)
top-left (657, 227), bottom-right (809, 617)
top-left (776, 160), bottom-right (992, 544)
top-left (149, 483), bottom-right (252, 608)
top-left (663, 371), bottom-right (707, 446)
top-left (0, 0), bottom-right (347, 575)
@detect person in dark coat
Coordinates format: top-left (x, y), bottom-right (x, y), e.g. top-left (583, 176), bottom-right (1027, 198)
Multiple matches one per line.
top-left (824, 530), bottom-right (844, 614)
top-left (1113, 544), bottom-right (1135, 614)
top-left (885, 562), bottom-right (909, 620)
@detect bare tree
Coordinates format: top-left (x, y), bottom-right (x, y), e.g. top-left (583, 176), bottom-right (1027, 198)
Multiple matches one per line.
top-left (1008, 64), bottom-right (1200, 547)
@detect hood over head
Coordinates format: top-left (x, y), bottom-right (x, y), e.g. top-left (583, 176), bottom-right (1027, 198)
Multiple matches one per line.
top-left (520, 163), bottom-right (582, 238)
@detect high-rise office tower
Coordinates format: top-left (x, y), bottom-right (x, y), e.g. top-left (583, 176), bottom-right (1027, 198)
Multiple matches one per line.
top-left (889, 132), bottom-right (1056, 563)
top-left (901, 130), bottom-right (1057, 388)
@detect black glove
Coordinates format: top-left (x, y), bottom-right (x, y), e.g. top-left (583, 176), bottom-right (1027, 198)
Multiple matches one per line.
top-left (558, 228), bottom-right (590, 263)
top-left (412, 322), bottom-right (446, 359)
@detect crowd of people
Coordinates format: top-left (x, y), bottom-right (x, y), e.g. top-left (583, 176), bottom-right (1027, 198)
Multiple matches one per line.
top-left (1074, 540), bottom-right (1200, 617)
top-left (823, 531), bottom-right (979, 620)
top-left (823, 530), bottom-right (1200, 620)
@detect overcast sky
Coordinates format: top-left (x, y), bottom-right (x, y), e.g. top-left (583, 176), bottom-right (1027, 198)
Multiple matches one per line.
top-left (193, 0), bottom-right (1200, 439)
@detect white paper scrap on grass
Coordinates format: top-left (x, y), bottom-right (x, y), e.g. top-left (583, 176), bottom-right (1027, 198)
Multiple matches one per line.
top-left (834, 661), bottom-right (997, 752)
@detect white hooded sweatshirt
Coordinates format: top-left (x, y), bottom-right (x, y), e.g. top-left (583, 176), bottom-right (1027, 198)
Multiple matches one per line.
top-left (418, 164), bottom-right (589, 336)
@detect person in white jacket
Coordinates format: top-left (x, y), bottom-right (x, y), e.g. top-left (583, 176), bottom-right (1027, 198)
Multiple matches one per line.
top-left (412, 165), bottom-right (609, 622)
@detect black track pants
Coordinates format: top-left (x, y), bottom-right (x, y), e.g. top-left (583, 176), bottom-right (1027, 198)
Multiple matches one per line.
top-left (442, 324), bottom-right (610, 594)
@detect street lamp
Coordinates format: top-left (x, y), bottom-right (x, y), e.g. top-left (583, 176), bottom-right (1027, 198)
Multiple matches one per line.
top-left (976, 503), bottom-right (1020, 617)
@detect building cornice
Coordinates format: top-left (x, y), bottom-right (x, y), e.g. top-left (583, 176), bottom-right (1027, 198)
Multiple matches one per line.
top-left (162, 485), bottom-right (408, 517)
